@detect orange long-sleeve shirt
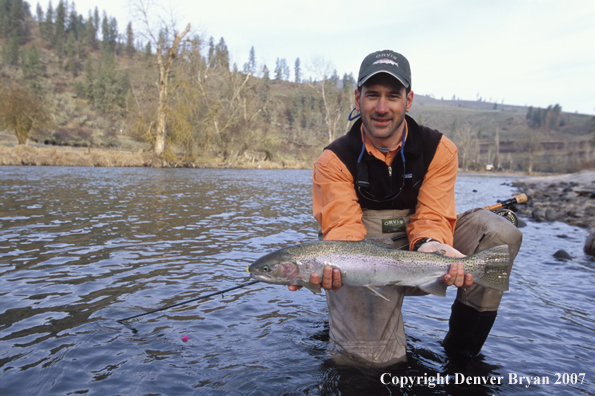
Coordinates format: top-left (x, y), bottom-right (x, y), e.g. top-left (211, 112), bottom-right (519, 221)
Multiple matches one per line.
top-left (312, 121), bottom-right (459, 249)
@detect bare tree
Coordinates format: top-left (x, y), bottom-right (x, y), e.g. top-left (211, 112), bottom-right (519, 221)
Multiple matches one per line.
top-left (132, 0), bottom-right (190, 163)
top-left (309, 56), bottom-right (345, 143)
top-left (454, 124), bottom-right (478, 171)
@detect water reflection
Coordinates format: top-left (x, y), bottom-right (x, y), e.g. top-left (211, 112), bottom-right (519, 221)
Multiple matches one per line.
top-left (1, 167), bottom-right (593, 395)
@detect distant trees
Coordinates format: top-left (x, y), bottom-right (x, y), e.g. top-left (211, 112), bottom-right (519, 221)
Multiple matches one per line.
top-left (526, 104), bottom-right (562, 129)
top-left (242, 45), bottom-right (256, 75)
top-left (274, 58), bottom-right (290, 81)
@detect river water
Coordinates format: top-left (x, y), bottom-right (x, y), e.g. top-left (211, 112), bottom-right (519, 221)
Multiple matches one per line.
top-left (0, 167), bottom-right (593, 395)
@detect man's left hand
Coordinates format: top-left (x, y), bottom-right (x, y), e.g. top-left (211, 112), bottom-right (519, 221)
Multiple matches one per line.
top-left (417, 240), bottom-right (473, 289)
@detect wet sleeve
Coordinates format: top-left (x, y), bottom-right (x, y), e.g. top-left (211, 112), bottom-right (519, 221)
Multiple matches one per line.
top-left (312, 150), bottom-right (366, 241)
top-left (407, 136), bottom-right (458, 248)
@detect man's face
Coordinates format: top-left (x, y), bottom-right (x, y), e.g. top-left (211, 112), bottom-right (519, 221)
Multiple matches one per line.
top-left (355, 74), bottom-right (413, 144)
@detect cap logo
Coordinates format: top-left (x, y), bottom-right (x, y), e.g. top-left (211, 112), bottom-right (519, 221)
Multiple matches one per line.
top-left (373, 59), bottom-right (399, 67)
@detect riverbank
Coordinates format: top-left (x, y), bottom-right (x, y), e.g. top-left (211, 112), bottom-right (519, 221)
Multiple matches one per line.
top-left (0, 142), bottom-right (307, 169)
top-left (511, 170), bottom-right (595, 229)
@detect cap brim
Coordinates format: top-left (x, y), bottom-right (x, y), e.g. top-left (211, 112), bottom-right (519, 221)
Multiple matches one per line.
top-left (358, 70), bottom-right (409, 88)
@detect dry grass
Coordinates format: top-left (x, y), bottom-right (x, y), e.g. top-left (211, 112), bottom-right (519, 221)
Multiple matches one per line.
top-left (0, 144), bottom-right (311, 169)
top-left (0, 145), bottom-right (151, 167)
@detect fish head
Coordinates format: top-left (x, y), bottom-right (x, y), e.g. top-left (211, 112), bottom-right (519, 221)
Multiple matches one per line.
top-left (248, 249), bottom-right (301, 285)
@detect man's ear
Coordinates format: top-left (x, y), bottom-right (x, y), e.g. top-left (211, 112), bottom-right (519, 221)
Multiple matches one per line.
top-left (406, 90), bottom-right (414, 113)
top-left (354, 88), bottom-right (361, 111)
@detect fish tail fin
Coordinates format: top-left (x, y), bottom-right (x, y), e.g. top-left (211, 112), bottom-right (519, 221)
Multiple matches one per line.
top-left (468, 245), bottom-right (510, 292)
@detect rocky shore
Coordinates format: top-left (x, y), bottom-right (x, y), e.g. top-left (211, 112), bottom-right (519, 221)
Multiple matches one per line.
top-left (512, 170), bottom-right (595, 255)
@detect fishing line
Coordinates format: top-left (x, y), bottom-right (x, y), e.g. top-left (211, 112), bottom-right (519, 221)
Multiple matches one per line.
top-left (117, 280), bottom-right (259, 324)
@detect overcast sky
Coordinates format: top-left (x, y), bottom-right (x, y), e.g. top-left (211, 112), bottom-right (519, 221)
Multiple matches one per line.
top-left (36, 0), bottom-right (595, 115)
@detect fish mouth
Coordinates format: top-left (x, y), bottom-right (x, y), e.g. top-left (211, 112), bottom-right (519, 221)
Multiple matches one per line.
top-left (250, 272), bottom-right (288, 285)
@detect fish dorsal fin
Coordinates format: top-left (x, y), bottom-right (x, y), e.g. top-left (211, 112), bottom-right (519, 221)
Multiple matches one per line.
top-left (364, 285), bottom-right (391, 301)
top-left (418, 280), bottom-right (448, 297)
top-left (432, 249), bottom-right (447, 256)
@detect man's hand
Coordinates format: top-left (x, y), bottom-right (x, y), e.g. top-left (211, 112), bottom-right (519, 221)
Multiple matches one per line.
top-left (418, 240), bottom-right (473, 289)
top-left (287, 266), bottom-right (343, 292)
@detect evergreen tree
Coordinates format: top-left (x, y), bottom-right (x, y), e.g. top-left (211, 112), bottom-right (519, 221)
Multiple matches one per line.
top-left (342, 72), bottom-right (354, 96)
top-left (329, 69), bottom-right (339, 88)
top-left (54, 0), bottom-right (66, 58)
top-left (83, 57), bottom-right (94, 99)
top-left (84, 15), bottom-right (95, 49)
top-left (22, 44), bottom-right (43, 93)
top-left (282, 58), bottom-right (290, 81)
top-left (1, 0), bottom-right (26, 40)
top-left (294, 57), bottom-right (301, 83)
top-left (206, 36), bottom-right (214, 67)
top-left (93, 7), bottom-right (99, 34)
top-left (214, 37), bottom-right (229, 70)
top-left (43, 1), bottom-right (54, 45)
top-left (101, 13), bottom-right (118, 54)
top-left (274, 58), bottom-right (282, 81)
top-left (36, 2), bottom-right (44, 23)
top-left (3, 32), bottom-right (21, 65)
top-left (84, 54), bottom-right (130, 114)
top-left (0, 0), bottom-right (8, 38)
top-left (65, 30), bottom-right (77, 76)
top-left (248, 46), bottom-right (256, 74)
top-left (126, 22), bottom-right (134, 58)
top-left (66, 4), bottom-right (79, 39)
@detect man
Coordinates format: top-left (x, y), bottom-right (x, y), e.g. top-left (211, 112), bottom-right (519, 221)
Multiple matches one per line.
top-left (290, 50), bottom-right (522, 366)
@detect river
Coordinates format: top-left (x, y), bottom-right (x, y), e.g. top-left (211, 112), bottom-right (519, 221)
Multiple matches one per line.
top-left (0, 167), bottom-right (593, 395)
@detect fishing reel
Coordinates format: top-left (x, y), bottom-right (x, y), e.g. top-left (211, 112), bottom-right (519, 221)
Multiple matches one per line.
top-left (484, 193), bottom-right (527, 228)
top-left (491, 208), bottom-right (519, 227)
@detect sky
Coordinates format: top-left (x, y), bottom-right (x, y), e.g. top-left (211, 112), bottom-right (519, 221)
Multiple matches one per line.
top-left (35, 0), bottom-right (595, 115)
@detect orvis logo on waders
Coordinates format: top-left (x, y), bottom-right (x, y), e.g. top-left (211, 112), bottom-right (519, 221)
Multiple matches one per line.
top-left (382, 218), bottom-right (406, 234)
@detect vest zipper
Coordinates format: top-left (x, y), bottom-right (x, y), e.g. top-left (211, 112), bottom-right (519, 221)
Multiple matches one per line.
top-left (388, 166), bottom-right (392, 177)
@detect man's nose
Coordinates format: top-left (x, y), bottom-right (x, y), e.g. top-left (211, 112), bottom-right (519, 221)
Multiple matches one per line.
top-left (376, 97), bottom-right (389, 113)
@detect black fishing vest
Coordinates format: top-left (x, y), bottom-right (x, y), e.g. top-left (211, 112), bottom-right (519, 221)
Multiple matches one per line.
top-left (325, 115), bottom-right (443, 211)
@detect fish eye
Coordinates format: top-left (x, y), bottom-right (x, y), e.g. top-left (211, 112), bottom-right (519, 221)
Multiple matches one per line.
top-left (262, 265), bottom-right (271, 272)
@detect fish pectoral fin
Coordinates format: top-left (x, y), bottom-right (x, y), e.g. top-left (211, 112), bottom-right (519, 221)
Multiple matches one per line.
top-left (418, 280), bottom-right (448, 297)
top-left (364, 285), bottom-right (390, 302)
top-left (298, 281), bottom-right (322, 294)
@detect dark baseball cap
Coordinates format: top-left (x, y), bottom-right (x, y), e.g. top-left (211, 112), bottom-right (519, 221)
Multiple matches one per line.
top-left (357, 50), bottom-right (411, 89)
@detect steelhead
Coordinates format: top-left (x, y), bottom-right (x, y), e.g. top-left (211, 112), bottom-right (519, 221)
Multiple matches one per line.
top-left (248, 241), bottom-right (510, 299)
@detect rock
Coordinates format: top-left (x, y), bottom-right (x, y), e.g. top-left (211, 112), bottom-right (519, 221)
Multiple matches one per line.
top-left (553, 249), bottom-right (572, 260)
top-left (532, 207), bottom-right (557, 222)
top-left (513, 171), bottom-right (595, 229)
top-left (585, 231), bottom-right (595, 257)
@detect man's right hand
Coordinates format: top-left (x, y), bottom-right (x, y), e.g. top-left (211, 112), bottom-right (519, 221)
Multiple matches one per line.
top-left (288, 266), bottom-right (343, 292)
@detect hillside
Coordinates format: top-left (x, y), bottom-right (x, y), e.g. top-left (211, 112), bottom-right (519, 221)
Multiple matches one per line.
top-left (0, 0), bottom-right (593, 172)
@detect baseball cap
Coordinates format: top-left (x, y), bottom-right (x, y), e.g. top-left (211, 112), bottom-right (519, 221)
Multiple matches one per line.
top-left (357, 50), bottom-right (411, 89)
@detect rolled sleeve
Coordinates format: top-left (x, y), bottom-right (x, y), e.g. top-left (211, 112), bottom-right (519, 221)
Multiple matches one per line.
top-left (407, 136), bottom-right (458, 248)
top-left (313, 150), bottom-right (366, 241)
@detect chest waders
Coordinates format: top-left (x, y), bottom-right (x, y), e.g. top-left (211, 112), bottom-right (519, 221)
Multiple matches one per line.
top-left (325, 208), bottom-right (423, 366)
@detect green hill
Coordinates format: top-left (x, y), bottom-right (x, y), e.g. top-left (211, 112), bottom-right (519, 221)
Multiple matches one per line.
top-left (1, 0), bottom-right (593, 172)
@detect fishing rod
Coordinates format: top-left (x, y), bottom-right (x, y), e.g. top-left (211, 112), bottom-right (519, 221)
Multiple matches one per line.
top-left (117, 280), bottom-right (259, 324)
top-left (482, 193), bottom-right (529, 211)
